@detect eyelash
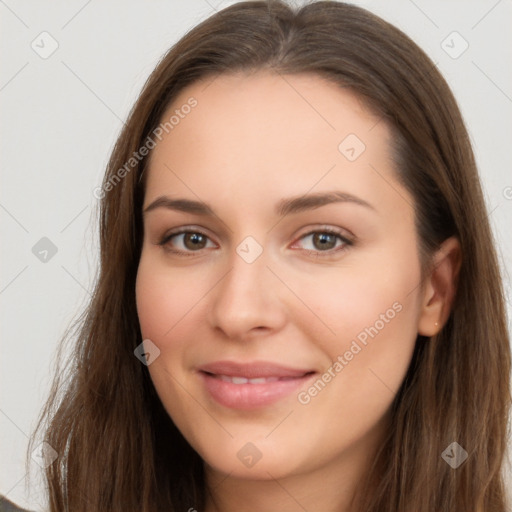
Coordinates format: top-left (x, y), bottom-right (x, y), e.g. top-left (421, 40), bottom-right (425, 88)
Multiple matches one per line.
top-left (157, 226), bottom-right (353, 259)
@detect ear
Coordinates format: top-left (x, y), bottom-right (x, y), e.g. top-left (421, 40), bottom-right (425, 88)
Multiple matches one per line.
top-left (417, 236), bottom-right (462, 337)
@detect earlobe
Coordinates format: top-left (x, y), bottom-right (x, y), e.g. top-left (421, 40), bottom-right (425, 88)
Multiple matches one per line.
top-left (417, 236), bottom-right (462, 337)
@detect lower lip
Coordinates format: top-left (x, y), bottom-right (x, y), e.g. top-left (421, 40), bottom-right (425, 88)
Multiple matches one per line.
top-left (200, 372), bottom-right (316, 410)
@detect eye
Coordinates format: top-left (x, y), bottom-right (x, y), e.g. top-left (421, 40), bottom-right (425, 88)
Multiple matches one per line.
top-left (157, 226), bottom-right (353, 258)
top-left (292, 228), bottom-right (353, 256)
top-left (158, 229), bottom-right (216, 256)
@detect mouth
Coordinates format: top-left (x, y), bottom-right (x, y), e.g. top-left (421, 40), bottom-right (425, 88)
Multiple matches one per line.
top-left (197, 361), bottom-right (317, 410)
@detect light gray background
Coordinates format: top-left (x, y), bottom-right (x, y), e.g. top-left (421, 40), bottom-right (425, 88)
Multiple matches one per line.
top-left (1, 0), bottom-right (511, 509)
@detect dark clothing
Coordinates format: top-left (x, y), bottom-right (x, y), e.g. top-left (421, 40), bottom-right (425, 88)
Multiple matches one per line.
top-left (0, 496), bottom-right (33, 512)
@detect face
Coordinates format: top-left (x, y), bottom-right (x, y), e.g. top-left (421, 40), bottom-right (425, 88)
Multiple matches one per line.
top-left (135, 71), bottom-right (425, 482)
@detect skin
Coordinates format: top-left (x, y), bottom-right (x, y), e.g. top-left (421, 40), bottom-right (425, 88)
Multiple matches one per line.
top-left (135, 71), bottom-right (460, 512)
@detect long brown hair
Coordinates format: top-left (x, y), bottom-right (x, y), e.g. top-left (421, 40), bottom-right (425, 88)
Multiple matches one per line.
top-left (28, 1), bottom-right (511, 510)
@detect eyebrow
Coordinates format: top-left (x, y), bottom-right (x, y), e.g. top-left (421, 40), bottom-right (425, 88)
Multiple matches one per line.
top-left (143, 191), bottom-right (375, 217)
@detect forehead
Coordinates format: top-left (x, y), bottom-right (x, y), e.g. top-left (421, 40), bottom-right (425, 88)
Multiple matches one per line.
top-left (143, 71), bottom-right (409, 220)
top-left (162, 70), bottom-right (383, 148)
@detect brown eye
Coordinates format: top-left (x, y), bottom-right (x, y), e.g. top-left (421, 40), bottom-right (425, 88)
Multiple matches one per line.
top-left (311, 232), bottom-right (337, 250)
top-left (158, 230), bottom-right (216, 255)
top-left (296, 230), bottom-right (351, 253)
top-left (183, 232), bottom-right (208, 250)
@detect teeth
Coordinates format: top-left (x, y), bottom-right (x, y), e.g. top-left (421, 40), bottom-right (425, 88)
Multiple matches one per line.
top-left (248, 378), bottom-right (267, 384)
top-left (217, 375), bottom-right (280, 384)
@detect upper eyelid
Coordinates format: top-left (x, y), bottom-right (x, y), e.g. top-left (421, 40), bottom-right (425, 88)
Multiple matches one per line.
top-left (162, 222), bottom-right (352, 235)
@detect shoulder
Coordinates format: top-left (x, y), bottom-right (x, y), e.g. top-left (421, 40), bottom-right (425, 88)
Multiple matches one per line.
top-left (0, 495), bottom-right (34, 512)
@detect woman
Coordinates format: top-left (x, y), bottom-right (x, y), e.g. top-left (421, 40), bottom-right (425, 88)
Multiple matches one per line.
top-left (28, 1), bottom-right (511, 511)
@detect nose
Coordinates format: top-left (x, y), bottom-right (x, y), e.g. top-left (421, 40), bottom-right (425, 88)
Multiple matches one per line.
top-left (206, 246), bottom-right (287, 342)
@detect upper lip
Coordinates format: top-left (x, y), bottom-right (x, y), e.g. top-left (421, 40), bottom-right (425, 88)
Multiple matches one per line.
top-left (198, 360), bottom-right (315, 379)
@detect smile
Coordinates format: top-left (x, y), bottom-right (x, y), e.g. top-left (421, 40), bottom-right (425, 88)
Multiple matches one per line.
top-left (197, 361), bottom-right (317, 409)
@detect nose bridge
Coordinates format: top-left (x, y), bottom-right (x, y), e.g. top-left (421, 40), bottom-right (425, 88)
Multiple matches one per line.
top-left (219, 245), bottom-right (270, 314)
top-left (208, 239), bottom-right (284, 338)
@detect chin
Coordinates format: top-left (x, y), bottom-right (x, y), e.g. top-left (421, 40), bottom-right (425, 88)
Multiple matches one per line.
top-left (194, 433), bottom-right (311, 481)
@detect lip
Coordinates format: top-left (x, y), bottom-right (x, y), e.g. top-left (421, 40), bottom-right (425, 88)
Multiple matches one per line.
top-left (198, 361), bottom-right (317, 410)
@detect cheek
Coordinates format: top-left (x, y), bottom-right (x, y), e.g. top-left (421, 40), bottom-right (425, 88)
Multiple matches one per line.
top-left (135, 257), bottom-right (206, 426)
top-left (135, 256), bottom-right (202, 344)
top-left (324, 272), bottom-right (418, 350)
top-left (134, 257), bottom-right (201, 408)
top-left (304, 231), bottom-right (422, 346)
top-left (296, 260), bottom-right (420, 347)
top-left (294, 245), bottom-right (421, 435)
